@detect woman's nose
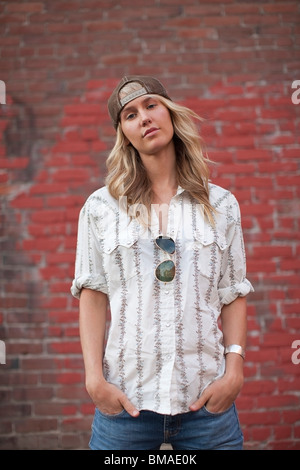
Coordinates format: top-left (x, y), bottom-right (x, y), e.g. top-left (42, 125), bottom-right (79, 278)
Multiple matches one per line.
top-left (140, 112), bottom-right (151, 125)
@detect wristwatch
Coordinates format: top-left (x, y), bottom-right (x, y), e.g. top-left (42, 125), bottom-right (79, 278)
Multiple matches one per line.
top-left (224, 344), bottom-right (245, 360)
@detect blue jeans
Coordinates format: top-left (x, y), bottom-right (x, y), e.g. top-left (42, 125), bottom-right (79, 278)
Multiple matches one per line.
top-left (89, 403), bottom-right (243, 450)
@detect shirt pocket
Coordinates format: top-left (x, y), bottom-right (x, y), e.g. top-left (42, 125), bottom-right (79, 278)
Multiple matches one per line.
top-left (102, 234), bottom-right (139, 283)
top-left (193, 232), bottom-right (228, 279)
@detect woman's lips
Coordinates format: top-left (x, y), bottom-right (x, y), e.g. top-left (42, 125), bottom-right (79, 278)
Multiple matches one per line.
top-left (143, 127), bottom-right (159, 137)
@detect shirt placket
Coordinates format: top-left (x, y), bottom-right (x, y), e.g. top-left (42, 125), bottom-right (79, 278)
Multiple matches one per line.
top-left (155, 194), bottom-right (182, 413)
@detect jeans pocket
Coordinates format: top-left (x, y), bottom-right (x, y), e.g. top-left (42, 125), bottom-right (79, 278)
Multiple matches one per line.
top-left (202, 403), bottom-right (234, 417)
top-left (96, 407), bottom-right (128, 419)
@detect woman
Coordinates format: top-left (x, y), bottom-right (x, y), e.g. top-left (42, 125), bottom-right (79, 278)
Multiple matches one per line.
top-left (71, 75), bottom-right (254, 450)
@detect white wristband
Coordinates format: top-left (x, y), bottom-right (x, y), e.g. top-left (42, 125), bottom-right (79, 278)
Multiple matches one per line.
top-left (224, 344), bottom-right (245, 360)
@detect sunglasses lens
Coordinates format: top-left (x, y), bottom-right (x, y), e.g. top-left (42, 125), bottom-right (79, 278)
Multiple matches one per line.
top-left (155, 260), bottom-right (175, 283)
top-left (155, 236), bottom-right (175, 254)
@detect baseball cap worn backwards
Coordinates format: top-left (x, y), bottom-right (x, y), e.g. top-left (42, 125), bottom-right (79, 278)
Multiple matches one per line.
top-left (107, 75), bottom-right (172, 129)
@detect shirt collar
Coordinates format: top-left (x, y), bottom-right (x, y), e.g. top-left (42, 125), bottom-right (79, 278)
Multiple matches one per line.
top-left (176, 186), bottom-right (185, 196)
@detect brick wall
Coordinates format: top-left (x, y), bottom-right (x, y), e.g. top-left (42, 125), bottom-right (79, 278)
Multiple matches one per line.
top-left (0, 0), bottom-right (300, 450)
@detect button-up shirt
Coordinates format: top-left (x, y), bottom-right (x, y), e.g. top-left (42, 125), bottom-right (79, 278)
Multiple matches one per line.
top-left (71, 183), bottom-right (254, 415)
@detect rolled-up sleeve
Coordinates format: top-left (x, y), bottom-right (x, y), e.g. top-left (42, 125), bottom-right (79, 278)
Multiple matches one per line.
top-left (71, 200), bottom-right (108, 299)
top-left (217, 194), bottom-right (254, 306)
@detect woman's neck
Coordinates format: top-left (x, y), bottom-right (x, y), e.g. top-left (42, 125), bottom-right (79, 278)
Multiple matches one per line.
top-left (143, 149), bottom-right (178, 234)
top-left (140, 143), bottom-right (178, 200)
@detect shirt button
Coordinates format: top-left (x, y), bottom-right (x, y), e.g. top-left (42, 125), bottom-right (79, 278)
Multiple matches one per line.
top-left (166, 354), bottom-right (172, 361)
top-left (166, 323), bottom-right (170, 327)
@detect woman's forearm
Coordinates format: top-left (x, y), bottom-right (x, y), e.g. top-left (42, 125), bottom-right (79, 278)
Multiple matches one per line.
top-left (221, 296), bottom-right (247, 378)
top-left (79, 288), bottom-right (108, 389)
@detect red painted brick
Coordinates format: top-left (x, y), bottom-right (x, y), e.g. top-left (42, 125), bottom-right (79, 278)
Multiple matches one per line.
top-left (48, 341), bottom-right (82, 355)
top-left (240, 411), bottom-right (281, 426)
top-left (6, 2), bottom-right (43, 13)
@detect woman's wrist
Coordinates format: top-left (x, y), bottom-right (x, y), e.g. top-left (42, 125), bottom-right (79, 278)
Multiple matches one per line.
top-left (224, 352), bottom-right (244, 385)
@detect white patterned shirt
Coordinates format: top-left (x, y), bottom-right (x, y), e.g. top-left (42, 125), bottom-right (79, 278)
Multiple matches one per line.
top-left (71, 183), bottom-right (254, 415)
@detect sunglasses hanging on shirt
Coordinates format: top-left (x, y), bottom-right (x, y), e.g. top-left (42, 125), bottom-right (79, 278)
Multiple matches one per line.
top-left (155, 235), bottom-right (176, 283)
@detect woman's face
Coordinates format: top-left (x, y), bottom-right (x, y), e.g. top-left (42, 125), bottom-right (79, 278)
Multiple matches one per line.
top-left (120, 95), bottom-right (174, 157)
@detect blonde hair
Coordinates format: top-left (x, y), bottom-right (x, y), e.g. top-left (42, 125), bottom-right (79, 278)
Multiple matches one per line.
top-left (105, 93), bottom-right (216, 225)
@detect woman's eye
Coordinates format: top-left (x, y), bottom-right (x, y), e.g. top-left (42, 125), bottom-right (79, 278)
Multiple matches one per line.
top-left (126, 113), bottom-right (136, 120)
top-left (147, 104), bottom-right (156, 109)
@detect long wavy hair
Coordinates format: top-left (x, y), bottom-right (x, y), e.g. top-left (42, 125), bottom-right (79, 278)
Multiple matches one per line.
top-left (105, 93), bottom-right (216, 225)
